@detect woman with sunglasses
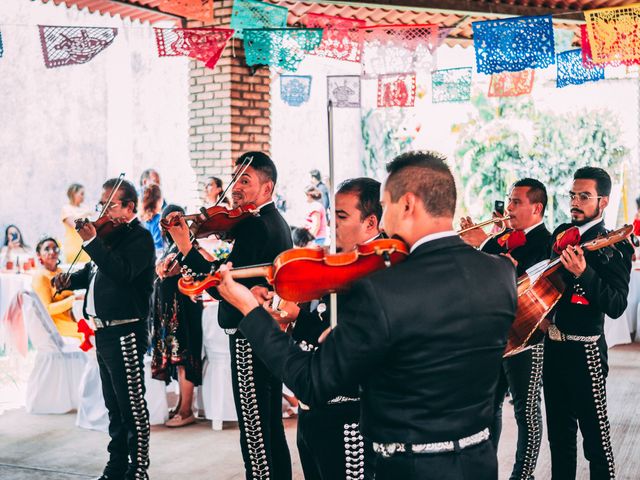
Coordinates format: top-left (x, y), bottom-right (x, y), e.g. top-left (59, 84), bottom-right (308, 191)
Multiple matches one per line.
top-left (32, 237), bottom-right (83, 340)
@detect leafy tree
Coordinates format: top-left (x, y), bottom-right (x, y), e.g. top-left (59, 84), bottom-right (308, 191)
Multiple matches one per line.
top-left (454, 93), bottom-right (628, 227)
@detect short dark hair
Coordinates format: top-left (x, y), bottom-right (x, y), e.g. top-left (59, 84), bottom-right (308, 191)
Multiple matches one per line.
top-left (385, 151), bottom-right (456, 217)
top-left (66, 183), bottom-right (84, 202)
top-left (139, 168), bottom-right (159, 187)
top-left (574, 167), bottom-right (612, 196)
top-left (236, 152), bottom-right (277, 186)
top-left (36, 236), bottom-right (59, 255)
top-left (291, 227), bottom-right (315, 247)
top-left (103, 178), bottom-right (139, 213)
top-left (512, 178), bottom-right (548, 214)
top-left (337, 177), bottom-right (382, 223)
top-left (310, 169), bottom-right (321, 181)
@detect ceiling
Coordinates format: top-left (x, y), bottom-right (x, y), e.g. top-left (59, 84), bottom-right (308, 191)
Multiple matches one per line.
top-left (34, 0), bottom-right (637, 43)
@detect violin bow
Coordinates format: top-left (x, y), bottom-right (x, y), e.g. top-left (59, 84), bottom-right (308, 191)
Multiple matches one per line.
top-left (327, 100), bottom-right (338, 328)
top-left (162, 155), bottom-right (255, 276)
top-left (53, 173), bottom-right (125, 300)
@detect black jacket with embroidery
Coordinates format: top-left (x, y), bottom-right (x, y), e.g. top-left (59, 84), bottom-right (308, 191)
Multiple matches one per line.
top-left (551, 221), bottom-right (632, 336)
top-left (482, 223), bottom-right (552, 277)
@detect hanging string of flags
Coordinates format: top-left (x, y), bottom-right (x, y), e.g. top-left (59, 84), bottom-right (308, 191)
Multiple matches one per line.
top-left (1, 1), bottom-right (639, 107)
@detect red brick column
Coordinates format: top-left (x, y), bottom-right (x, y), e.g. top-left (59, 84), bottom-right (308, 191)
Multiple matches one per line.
top-left (187, 0), bottom-right (272, 200)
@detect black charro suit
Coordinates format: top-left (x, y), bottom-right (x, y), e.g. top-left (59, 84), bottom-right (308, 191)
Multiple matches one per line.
top-left (291, 295), bottom-right (375, 480)
top-left (68, 218), bottom-right (155, 480)
top-left (544, 220), bottom-right (632, 480)
top-left (182, 201), bottom-right (293, 480)
top-left (481, 223), bottom-right (551, 480)
top-left (237, 234), bottom-right (517, 480)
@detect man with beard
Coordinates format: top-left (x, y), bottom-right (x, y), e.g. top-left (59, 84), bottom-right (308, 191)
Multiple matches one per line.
top-left (460, 178), bottom-right (551, 480)
top-left (213, 151), bottom-right (517, 480)
top-left (255, 177), bottom-right (381, 480)
top-left (544, 167), bottom-right (631, 479)
top-left (166, 152), bottom-right (293, 480)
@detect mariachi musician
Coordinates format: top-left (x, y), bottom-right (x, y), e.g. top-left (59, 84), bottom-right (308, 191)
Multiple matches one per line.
top-left (166, 152), bottom-right (293, 480)
top-left (213, 151), bottom-right (517, 480)
top-left (460, 178), bottom-right (551, 480)
top-left (53, 178), bottom-right (156, 480)
top-left (544, 167), bottom-right (631, 480)
top-left (254, 177), bottom-right (382, 480)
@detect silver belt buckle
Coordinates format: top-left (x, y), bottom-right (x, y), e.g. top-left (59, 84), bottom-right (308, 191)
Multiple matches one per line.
top-left (548, 324), bottom-right (563, 341)
top-left (92, 317), bottom-right (105, 329)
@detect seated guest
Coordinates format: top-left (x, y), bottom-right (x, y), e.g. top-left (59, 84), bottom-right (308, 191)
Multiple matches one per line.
top-left (140, 184), bottom-right (165, 257)
top-left (61, 183), bottom-right (92, 264)
top-left (1, 225), bottom-right (33, 269)
top-left (32, 237), bottom-right (83, 340)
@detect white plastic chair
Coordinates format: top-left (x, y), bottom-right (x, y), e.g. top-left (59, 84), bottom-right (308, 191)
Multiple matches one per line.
top-left (200, 301), bottom-right (237, 430)
top-left (17, 291), bottom-right (87, 414)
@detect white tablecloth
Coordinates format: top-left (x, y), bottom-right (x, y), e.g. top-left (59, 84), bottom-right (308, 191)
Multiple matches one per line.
top-left (199, 301), bottom-right (237, 428)
top-left (604, 268), bottom-right (640, 347)
top-left (0, 273), bottom-right (32, 321)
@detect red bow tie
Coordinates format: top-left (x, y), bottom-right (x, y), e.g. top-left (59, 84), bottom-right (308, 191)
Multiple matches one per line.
top-left (553, 226), bottom-right (581, 255)
top-left (498, 230), bottom-right (527, 252)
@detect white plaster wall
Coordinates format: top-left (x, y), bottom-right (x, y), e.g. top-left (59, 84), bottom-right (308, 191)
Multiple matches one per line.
top-left (0, 0), bottom-right (193, 247)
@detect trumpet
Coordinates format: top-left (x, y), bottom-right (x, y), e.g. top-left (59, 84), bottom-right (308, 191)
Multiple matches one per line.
top-left (457, 215), bottom-right (511, 235)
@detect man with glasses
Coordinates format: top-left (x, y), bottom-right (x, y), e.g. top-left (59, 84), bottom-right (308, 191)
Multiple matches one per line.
top-left (460, 178), bottom-right (551, 480)
top-left (544, 167), bottom-right (631, 479)
top-left (54, 178), bottom-right (156, 480)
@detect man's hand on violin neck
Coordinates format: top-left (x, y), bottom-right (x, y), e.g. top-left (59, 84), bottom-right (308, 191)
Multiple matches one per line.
top-left (76, 221), bottom-right (97, 242)
top-left (217, 263), bottom-right (259, 316)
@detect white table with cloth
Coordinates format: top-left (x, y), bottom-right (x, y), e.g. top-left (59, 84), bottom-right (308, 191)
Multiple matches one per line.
top-left (0, 272), bottom-right (33, 325)
top-left (604, 266), bottom-right (640, 347)
top-left (199, 300), bottom-right (237, 429)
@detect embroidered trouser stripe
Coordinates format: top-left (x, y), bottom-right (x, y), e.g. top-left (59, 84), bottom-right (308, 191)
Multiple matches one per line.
top-left (121, 333), bottom-right (150, 480)
top-left (584, 342), bottom-right (616, 479)
top-left (344, 422), bottom-right (365, 480)
top-left (236, 338), bottom-right (270, 479)
top-left (519, 343), bottom-right (544, 480)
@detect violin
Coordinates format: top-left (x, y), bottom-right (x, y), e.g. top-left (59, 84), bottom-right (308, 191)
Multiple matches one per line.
top-left (504, 224), bottom-right (633, 357)
top-left (177, 238), bottom-right (409, 302)
top-left (160, 203), bottom-right (259, 240)
top-left (75, 214), bottom-right (128, 241)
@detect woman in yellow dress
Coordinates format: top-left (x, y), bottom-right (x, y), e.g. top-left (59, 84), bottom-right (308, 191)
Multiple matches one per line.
top-left (61, 183), bottom-right (92, 264)
top-left (32, 237), bottom-right (83, 340)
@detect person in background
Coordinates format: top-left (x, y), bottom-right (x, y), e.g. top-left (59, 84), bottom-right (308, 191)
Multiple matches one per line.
top-left (1, 225), bottom-right (33, 269)
top-left (32, 237), bottom-right (83, 340)
top-left (303, 186), bottom-right (327, 246)
top-left (61, 183), bottom-right (92, 264)
top-left (140, 184), bottom-right (165, 257)
top-left (204, 176), bottom-right (230, 207)
top-left (151, 204), bottom-right (204, 428)
top-left (140, 168), bottom-right (167, 209)
top-left (309, 169), bottom-right (330, 213)
top-left (291, 226), bottom-right (315, 248)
